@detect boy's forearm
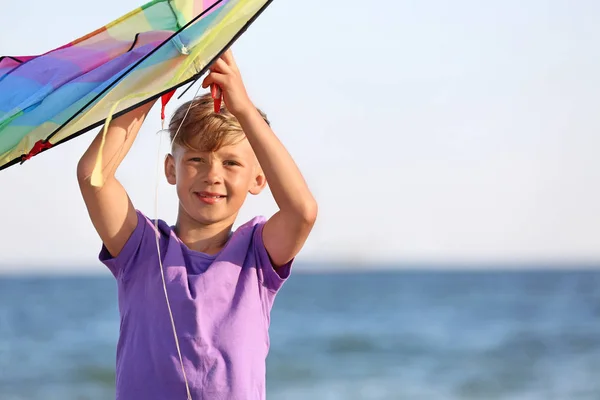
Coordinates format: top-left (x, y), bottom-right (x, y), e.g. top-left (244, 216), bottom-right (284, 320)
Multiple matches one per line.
top-left (236, 107), bottom-right (317, 219)
top-left (77, 101), bottom-right (155, 181)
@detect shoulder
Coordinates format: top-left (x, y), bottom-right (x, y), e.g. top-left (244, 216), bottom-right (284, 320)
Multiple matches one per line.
top-left (122, 209), bottom-right (173, 244)
top-left (140, 210), bottom-right (173, 237)
top-left (98, 209), bottom-right (173, 278)
top-left (226, 215), bottom-right (292, 292)
top-left (220, 215), bottom-right (267, 254)
top-left (235, 215), bottom-right (268, 235)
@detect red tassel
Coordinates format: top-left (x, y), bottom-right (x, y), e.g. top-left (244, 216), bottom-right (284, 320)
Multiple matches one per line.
top-left (161, 90), bottom-right (176, 121)
top-left (21, 139), bottom-right (53, 163)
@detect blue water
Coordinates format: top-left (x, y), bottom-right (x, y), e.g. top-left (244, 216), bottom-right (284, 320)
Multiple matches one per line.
top-left (1, 269), bottom-right (599, 399)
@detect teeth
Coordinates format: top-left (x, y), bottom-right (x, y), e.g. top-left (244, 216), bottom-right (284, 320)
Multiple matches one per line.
top-left (200, 194), bottom-right (223, 198)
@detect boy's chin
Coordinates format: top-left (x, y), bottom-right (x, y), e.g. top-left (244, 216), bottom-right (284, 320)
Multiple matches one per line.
top-left (189, 208), bottom-right (236, 226)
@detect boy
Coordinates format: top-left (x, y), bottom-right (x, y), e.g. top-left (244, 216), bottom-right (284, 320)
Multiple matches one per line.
top-left (76, 49), bottom-right (318, 399)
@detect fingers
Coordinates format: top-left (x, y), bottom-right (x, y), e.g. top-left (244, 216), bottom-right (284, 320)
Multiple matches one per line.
top-left (201, 71), bottom-right (227, 89)
top-left (221, 49), bottom-right (238, 70)
top-left (209, 57), bottom-right (231, 74)
top-left (204, 50), bottom-right (239, 89)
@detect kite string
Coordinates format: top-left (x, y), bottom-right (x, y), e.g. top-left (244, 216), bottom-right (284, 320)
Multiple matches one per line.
top-left (89, 80), bottom-right (201, 400)
top-left (154, 81), bottom-right (203, 400)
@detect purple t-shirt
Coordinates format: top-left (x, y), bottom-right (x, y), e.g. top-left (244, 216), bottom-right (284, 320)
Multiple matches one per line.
top-left (99, 210), bottom-right (292, 399)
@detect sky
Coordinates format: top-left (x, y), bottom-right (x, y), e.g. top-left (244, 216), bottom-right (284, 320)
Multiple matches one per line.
top-left (1, 0), bottom-right (600, 273)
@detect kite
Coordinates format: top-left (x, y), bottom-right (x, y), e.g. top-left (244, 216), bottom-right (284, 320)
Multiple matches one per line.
top-left (0, 0), bottom-right (273, 172)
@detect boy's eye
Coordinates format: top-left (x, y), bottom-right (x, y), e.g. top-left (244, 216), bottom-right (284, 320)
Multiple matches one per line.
top-left (189, 157), bottom-right (204, 163)
top-left (224, 160), bottom-right (240, 166)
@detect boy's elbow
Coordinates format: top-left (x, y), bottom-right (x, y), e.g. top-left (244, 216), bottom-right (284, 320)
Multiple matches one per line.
top-left (77, 156), bottom-right (94, 184)
top-left (77, 158), bottom-right (90, 182)
top-left (300, 198), bottom-right (318, 226)
top-left (77, 156), bottom-right (106, 186)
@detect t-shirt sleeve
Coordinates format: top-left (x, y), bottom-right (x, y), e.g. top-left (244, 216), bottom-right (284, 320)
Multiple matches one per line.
top-left (252, 220), bottom-right (293, 292)
top-left (98, 210), bottom-right (152, 280)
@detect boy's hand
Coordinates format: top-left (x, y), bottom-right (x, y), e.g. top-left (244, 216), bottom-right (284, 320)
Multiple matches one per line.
top-left (201, 49), bottom-right (253, 117)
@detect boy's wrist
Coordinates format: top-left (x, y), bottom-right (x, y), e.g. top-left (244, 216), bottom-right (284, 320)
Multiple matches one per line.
top-left (234, 104), bottom-right (265, 128)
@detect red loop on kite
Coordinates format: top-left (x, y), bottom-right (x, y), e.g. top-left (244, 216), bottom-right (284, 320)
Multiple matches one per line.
top-left (161, 90), bottom-right (176, 121)
top-left (21, 140), bottom-right (53, 163)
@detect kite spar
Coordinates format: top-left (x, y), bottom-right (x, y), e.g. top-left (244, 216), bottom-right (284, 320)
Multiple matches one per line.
top-left (0, 0), bottom-right (273, 172)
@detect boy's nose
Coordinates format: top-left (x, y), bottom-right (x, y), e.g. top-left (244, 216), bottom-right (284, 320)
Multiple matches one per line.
top-left (204, 163), bottom-right (223, 184)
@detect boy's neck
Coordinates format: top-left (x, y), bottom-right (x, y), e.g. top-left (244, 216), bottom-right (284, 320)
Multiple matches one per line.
top-left (174, 211), bottom-right (236, 255)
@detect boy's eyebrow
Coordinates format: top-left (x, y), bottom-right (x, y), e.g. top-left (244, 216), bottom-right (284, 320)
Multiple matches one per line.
top-left (218, 151), bottom-right (244, 159)
top-left (180, 146), bottom-right (204, 153)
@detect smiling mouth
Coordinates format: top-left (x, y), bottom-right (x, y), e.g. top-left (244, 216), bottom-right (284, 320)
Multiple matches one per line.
top-left (195, 191), bottom-right (227, 201)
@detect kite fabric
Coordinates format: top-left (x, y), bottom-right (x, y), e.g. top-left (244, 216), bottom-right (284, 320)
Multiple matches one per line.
top-left (0, 0), bottom-right (272, 171)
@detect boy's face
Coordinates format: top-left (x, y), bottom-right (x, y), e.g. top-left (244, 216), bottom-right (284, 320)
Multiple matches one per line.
top-left (165, 136), bottom-right (266, 226)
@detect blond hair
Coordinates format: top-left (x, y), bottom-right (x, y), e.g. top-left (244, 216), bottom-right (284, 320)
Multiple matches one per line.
top-left (168, 93), bottom-right (269, 152)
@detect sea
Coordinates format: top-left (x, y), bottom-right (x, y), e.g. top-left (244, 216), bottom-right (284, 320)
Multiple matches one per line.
top-left (0, 268), bottom-right (599, 400)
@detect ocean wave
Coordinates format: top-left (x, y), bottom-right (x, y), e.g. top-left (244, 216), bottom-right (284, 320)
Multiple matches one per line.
top-left (75, 366), bottom-right (115, 386)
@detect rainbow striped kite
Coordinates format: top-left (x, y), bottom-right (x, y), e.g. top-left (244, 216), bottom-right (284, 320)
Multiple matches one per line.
top-left (0, 0), bottom-right (272, 170)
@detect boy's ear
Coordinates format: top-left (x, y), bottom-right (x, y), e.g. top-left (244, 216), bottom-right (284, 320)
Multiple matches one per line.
top-left (164, 153), bottom-right (176, 185)
top-left (248, 170), bottom-right (267, 195)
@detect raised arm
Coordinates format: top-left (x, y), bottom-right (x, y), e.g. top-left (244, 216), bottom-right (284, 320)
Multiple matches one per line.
top-left (202, 51), bottom-right (317, 267)
top-left (77, 100), bottom-right (156, 257)
top-left (237, 109), bottom-right (318, 267)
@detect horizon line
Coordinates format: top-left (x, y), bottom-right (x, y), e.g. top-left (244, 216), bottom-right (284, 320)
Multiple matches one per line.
top-left (1, 259), bottom-right (599, 276)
